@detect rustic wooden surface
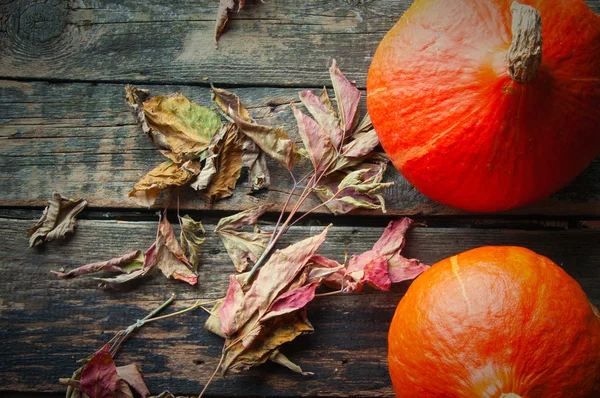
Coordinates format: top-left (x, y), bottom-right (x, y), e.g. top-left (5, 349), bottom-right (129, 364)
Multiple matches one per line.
top-left (1, 0), bottom-right (600, 397)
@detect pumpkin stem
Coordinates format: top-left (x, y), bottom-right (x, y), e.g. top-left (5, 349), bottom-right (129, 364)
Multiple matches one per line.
top-left (506, 2), bottom-right (542, 83)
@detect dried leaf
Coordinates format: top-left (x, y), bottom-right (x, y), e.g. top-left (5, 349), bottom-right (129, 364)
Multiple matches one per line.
top-left (215, 205), bottom-right (272, 272)
top-left (28, 193), bottom-right (87, 247)
top-left (114, 380), bottom-right (134, 398)
top-left (373, 218), bottom-right (429, 283)
top-left (221, 310), bottom-right (314, 375)
top-left (261, 281), bottom-right (320, 321)
top-left (329, 59), bottom-right (361, 133)
top-left (52, 250), bottom-right (144, 279)
top-left (215, 0), bottom-right (246, 47)
top-left (129, 160), bottom-right (200, 207)
top-left (125, 86), bottom-right (222, 163)
top-left (116, 364), bottom-right (150, 398)
top-left (80, 344), bottom-right (119, 398)
top-left (299, 89), bottom-right (344, 149)
top-left (60, 367), bottom-right (83, 398)
top-left (314, 163), bottom-right (394, 215)
top-left (269, 350), bottom-right (314, 376)
top-left (154, 215), bottom-right (197, 285)
top-left (243, 138), bottom-right (270, 191)
top-left (341, 129), bottom-right (379, 159)
top-left (292, 104), bottom-right (336, 174)
top-left (218, 274), bottom-right (246, 336)
top-left (179, 215), bottom-right (206, 270)
top-left (221, 227), bottom-right (329, 336)
top-left (192, 124), bottom-right (244, 201)
top-left (337, 218), bottom-right (428, 292)
top-left (212, 87), bottom-right (299, 172)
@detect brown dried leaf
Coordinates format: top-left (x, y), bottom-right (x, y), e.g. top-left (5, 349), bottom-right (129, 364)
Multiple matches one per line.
top-left (129, 160), bottom-right (200, 207)
top-left (215, 205), bottom-right (272, 272)
top-left (28, 192), bottom-right (87, 248)
top-left (52, 250), bottom-right (144, 279)
top-left (212, 87), bottom-right (299, 172)
top-left (179, 215), bottom-right (206, 271)
top-left (269, 350), bottom-right (314, 376)
top-left (221, 310), bottom-right (314, 375)
top-left (215, 0), bottom-right (246, 48)
top-left (116, 364), bottom-right (150, 398)
top-left (192, 123), bottom-right (244, 201)
top-left (243, 137), bottom-right (270, 191)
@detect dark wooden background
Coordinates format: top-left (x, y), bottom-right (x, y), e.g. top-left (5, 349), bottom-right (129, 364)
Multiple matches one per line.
top-left (1, 0), bottom-right (599, 397)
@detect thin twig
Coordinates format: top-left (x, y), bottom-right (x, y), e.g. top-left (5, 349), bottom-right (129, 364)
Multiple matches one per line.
top-left (198, 342), bottom-right (227, 398)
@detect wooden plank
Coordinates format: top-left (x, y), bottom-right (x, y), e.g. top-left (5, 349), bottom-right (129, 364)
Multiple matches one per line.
top-left (2, 80), bottom-right (599, 216)
top-left (1, 0), bottom-right (599, 87)
top-left (1, 216), bottom-right (599, 395)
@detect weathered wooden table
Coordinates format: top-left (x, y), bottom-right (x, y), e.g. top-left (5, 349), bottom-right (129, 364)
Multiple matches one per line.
top-left (1, 1), bottom-right (599, 397)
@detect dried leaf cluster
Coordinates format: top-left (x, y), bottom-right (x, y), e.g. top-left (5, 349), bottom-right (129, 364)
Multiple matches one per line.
top-left (45, 61), bottom-right (429, 397)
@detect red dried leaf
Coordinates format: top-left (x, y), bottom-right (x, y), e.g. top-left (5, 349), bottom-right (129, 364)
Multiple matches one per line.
top-left (80, 344), bottom-right (119, 398)
top-left (154, 214), bottom-right (197, 285)
top-left (262, 282), bottom-right (320, 321)
top-left (219, 274), bottom-right (246, 336)
top-left (347, 251), bottom-right (390, 291)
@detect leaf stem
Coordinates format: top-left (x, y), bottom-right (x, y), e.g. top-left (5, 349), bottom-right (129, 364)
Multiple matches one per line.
top-left (110, 293), bottom-right (176, 357)
top-left (198, 342), bottom-right (227, 398)
top-left (141, 298), bottom-right (223, 324)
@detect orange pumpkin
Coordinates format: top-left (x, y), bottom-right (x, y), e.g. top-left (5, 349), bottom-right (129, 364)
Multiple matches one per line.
top-left (388, 246), bottom-right (600, 397)
top-left (367, 0), bottom-right (600, 212)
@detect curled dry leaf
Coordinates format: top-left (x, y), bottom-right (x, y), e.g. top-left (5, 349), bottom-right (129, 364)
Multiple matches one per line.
top-left (212, 86), bottom-right (300, 173)
top-left (314, 162), bottom-right (394, 215)
top-left (51, 250), bottom-right (144, 279)
top-left (215, 205), bottom-right (272, 272)
top-left (153, 213), bottom-right (197, 285)
top-left (116, 364), bottom-right (150, 398)
top-left (28, 192), bottom-right (87, 248)
top-left (205, 227), bottom-right (332, 376)
top-left (243, 138), bottom-right (270, 191)
top-left (191, 123), bottom-right (244, 201)
top-left (179, 215), bottom-right (206, 270)
top-left (292, 104), bottom-right (336, 175)
top-left (129, 160), bottom-right (200, 208)
top-left (215, 0), bottom-right (246, 47)
top-left (324, 218), bottom-right (428, 292)
top-left (329, 59), bottom-right (361, 134)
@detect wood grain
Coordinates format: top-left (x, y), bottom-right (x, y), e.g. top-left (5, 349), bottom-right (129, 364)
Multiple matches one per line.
top-left (2, 80), bottom-right (599, 216)
top-left (1, 1), bottom-right (598, 87)
top-left (1, 215), bottom-right (599, 396)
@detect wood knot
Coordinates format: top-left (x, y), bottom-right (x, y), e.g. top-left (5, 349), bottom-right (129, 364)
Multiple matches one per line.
top-left (8, 0), bottom-right (68, 43)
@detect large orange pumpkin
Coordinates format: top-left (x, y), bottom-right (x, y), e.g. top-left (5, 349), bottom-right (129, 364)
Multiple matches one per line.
top-left (367, 0), bottom-right (600, 212)
top-left (388, 246), bottom-right (600, 397)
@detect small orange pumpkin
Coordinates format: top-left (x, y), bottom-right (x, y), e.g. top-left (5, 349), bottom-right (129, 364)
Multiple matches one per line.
top-left (367, 0), bottom-right (600, 212)
top-left (388, 246), bottom-right (600, 397)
